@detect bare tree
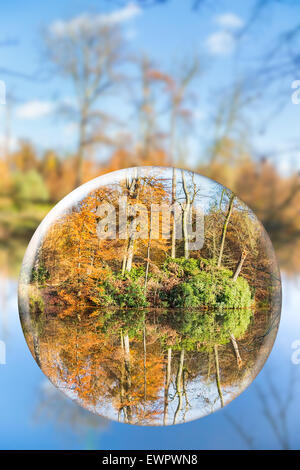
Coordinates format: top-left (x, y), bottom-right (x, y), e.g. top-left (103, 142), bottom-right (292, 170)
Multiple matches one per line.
top-left (180, 170), bottom-right (198, 259)
top-left (214, 344), bottom-right (224, 408)
top-left (218, 193), bottom-right (235, 268)
top-left (181, 170), bottom-right (192, 259)
top-left (173, 348), bottom-right (185, 424)
top-left (43, 19), bottom-right (126, 187)
top-left (163, 347), bottom-right (172, 425)
top-left (121, 169), bottom-right (140, 275)
top-left (137, 56), bottom-right (161, 158)
top-left (233, 248), bottom-right (248, 282)
top-left (226, 366), bottom-right (300, 450)
top-left (168, 57), bottom-right (200, 257)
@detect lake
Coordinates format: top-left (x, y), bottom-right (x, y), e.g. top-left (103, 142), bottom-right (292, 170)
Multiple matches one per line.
top-left (0, 275), bottom-right (299, 449)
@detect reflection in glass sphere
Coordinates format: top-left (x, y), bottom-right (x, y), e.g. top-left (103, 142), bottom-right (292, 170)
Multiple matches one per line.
top-left (18, 167), bottom-right (281, 426)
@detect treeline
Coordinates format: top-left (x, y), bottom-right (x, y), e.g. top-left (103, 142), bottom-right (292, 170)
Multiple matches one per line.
top-left (29, 169), bottom-right (279, 314)
top-left (1, 9), bottom-right (300, 276)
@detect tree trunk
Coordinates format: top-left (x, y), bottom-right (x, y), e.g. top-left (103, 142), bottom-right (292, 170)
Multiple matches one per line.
top-left (124, 333), bottom-right (131, 376)
top-left (75, 111), bottom-right (87, 188)
top-left (122, 234), bottom-right (135, 274)
top-left (122, 171), bottom-right (140, 274)
top-left (182, 369), bottom-right (190, 423)
top-left (123, 333), bottom-right (132, 423)
top-left (163, 347), bottom-right (172, 426)
top-left (144, 238), bottom-right (151, 288)
top-left (144, 209), bottom-right (153, 288)
top-left (121, 254), bottom-right (127, 277)
top-left (230, 250), bottom-right (247, 369)
top-left (173, 348), bottom-right (185, 425)
top-left (233, 249), bottom-right (248, 282)
top-left (217, 194), bottom-right (235, 267)
top-left (119, 331), bottom-right (126, 422)
top-left (171, 168), bottom-right (177, 258)
top-left (230, 334), bottom-right (243, 369)
top-left (143, 324), bottom-right (147, 402)
top-left (33, 329), bottom-right (41, 368)
top-left (214, 344), bottom-right (224, 408)
top-left (125, 235), bottom-right (135, 273)
top-left (181, 171), bottom-right (191, 259)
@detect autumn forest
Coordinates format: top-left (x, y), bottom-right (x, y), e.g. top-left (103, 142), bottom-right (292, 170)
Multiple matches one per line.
top-left (18, 167), bottom-right (281, 425)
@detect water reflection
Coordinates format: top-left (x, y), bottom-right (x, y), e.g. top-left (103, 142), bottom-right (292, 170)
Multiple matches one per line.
top-left (0, 274), bottom-right (298, 448)
top-left (225, 353), bottom-right (300, 450)
top-left (20, 303), bottom-right (280, 426)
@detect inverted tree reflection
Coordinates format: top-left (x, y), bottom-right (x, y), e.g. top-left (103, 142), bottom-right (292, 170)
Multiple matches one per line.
top-left (22, 303), bottom-right (279, 425)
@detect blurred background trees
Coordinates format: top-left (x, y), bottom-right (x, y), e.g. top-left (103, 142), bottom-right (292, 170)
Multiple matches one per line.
top-left (1, 0), bottom-right (300, 278)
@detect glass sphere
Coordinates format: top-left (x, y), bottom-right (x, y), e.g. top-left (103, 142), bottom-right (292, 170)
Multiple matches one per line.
top-left (18, 167), bottom-right (281, 425)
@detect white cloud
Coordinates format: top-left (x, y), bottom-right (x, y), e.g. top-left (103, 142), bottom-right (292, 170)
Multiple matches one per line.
top-left (50, 3), bottom-right (142, 38)
top-left (205, 31), bottom-right (236, 56)
top-left (102, 2), bottom-right (141, 25)
top-left (215, 13), bottom-right (244, 30)
top-left (16, 100), bottom-right (54, 120)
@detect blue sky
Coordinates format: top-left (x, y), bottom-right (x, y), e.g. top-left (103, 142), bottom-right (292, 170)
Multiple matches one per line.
top-left (0, 0), bottom-right (300, 171)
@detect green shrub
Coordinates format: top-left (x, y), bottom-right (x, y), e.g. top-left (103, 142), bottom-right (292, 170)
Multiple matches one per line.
top-left (96, 277), bottom-right (149, 309)
top-left (94, 257), bottom-right (252, 310)
top-left (31, 264), bottom-right (50, 286)
top-left (163, 257), bottom-right (201, 277)
top-left (165, 267), bottom-right (252, 309)
top-left (29, 287), bottom-right (45, 315)
top-left (159, 307), bottom-right (252, 351)
top-left (127, 265), bottom-right (146, 282)
top-left (116, 281), bottom-right (149, 308)
top-left (97, 308), bottom-right (146, 337)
